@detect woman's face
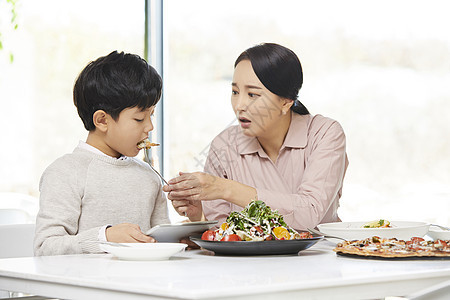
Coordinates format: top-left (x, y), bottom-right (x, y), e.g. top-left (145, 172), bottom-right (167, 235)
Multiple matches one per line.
top-left (231, 60), bottom-right (291, 138)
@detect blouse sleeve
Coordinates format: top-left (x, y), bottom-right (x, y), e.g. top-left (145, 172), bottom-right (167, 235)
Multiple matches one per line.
top-left (257, 121), bottom-right (348, 230)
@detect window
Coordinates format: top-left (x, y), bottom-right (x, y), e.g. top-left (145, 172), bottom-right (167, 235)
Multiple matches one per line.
top-left (0, 0), bottom-right (144, 218)
top-left (164, 0), bottom-right (450, 224)
top-left (2, 0), bottom-right (449, 226)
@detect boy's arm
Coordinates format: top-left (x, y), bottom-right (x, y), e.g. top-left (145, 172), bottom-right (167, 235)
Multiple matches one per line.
top-left (150, 183), bottom-right (171, 227)
top-left (34, 159), bottom-right (101, 256)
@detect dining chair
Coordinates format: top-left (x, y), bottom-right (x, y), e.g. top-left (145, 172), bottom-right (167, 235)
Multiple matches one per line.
top-left (0, 224), bottom-right (52, 299)
top-left (0, 209), bottom-right (31, 225)
top-left (0, 224), bottom-right (35, 259)
top-left (0, 192), bottom-right (39, 224)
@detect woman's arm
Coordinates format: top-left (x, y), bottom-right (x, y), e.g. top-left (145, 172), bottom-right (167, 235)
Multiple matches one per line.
top-left (165, 171), bottom-right (257, 223)
top-left (166, 173), bottom-right (256, 207)
top-left (164, 136), bottom-right (257, 221)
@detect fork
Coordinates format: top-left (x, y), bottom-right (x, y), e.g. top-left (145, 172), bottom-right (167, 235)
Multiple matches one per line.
top-left (430, 224), bottom-right (450, 231)
top-left (144, 149), bottom-right (169, 185)
top-left (307, 227), bottom-right (347, 241)
top-left (144, 149), bottom-right (187, 217)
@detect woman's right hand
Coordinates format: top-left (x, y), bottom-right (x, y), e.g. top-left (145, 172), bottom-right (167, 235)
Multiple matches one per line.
top-left (170, 199), bottom-right (203, 221)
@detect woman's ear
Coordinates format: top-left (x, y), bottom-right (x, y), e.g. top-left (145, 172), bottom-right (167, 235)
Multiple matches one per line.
top-left (92, 110), bottom-right (109, 132)
top-left (281, 98), bottom-right (294, 115)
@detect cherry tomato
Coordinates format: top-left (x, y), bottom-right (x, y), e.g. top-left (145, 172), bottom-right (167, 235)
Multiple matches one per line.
top-left (221, 234), bottom-right (241, 241)
top-left (201, 230), bottom-right (216, 241)
top-left (299, 232), bottom-right (313, 239)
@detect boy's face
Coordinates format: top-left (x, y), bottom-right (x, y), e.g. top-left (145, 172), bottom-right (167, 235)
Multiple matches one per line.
top-left (104, 106), bottom-right (155, 158)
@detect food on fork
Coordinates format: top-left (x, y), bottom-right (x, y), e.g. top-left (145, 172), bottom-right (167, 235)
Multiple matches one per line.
top-left (137, 139), bottom-right (160, 149)
top-left (201, 200), bottom-right (313, 242)
top-left (362, 219), bottom-right (391, 228)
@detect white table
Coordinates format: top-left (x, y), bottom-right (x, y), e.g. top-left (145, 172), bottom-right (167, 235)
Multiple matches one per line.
top-left (0, 240), bottom-right (449, 300)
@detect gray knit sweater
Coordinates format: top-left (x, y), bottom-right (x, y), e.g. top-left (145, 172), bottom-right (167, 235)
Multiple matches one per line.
top-left (34, 147), bottom-right (170, 256)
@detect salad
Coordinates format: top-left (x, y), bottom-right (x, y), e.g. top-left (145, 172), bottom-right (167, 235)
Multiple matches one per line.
top-left (362, 219), bottom-right (392, 228)
top-left (201, 200), bottom-right (312, 241)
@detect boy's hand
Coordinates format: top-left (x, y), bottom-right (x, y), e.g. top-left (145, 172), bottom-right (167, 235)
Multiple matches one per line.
top-left (106, 223), bottom-right (155, 243)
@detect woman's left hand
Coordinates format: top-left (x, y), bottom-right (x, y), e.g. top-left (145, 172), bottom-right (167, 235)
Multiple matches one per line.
top-left (163, 172), bottom-right (225, 201)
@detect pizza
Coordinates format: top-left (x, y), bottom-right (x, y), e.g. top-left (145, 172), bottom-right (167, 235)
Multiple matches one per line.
top-left (137, 139), bottom-right (160, 149)
top-left (334, 236), bottom-right (450, 258)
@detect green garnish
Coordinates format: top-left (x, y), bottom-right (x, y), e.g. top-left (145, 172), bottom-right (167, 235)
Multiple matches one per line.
top-left (224, 200), bottom-right (297, 240)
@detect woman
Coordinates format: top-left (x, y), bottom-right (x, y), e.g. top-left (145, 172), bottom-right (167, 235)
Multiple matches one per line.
top-left (163, 43), bottom-right (348, 230)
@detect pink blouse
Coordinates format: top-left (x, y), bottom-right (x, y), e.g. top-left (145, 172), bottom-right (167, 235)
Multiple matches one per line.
top-left (202, 113), bottom-right (349, 231)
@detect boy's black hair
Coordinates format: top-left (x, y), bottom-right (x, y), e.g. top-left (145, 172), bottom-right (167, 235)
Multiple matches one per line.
top-left (73, 51), bottom-right (162, 131)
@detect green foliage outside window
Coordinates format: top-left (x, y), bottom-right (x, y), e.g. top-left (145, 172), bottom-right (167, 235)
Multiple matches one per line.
top-left (0, 0), bottom-right (19, 62)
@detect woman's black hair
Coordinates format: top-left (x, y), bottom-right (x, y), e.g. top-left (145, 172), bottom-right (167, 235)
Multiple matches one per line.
top-left (73, 51), bottom-right (162, 131)
top-left (234, 43), bottom-right (309, 115)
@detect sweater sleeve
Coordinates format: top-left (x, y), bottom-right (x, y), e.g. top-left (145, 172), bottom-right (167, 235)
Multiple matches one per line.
top-left (256, 121), bottom-right (348, 230)
top-left (34, 157), bottom-right (102, 256)
top-left (150, 182), bottom-right (171, 227)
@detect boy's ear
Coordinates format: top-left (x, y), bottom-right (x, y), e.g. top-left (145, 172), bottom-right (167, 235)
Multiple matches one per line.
top-left (92, 110), bottom-right (109, 132)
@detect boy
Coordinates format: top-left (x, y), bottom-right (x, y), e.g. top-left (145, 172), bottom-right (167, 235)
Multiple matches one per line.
top-left (34, 51), bottom-right (170, 256)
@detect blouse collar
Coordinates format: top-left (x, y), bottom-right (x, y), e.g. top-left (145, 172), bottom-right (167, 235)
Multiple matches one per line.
top-left (237, 113), bottom-right (309, 156)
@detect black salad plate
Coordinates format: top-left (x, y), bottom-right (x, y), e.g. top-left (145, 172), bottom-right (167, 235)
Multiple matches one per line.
top-left (190, 235), bottom-right (323, 256)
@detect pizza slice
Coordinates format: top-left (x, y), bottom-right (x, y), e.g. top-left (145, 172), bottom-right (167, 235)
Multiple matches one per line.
top-left (334, 236), bottom-right (450, 258)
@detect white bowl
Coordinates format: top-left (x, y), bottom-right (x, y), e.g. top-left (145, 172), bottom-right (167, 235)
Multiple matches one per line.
top-left (100, 242), bottom-right (187, 261)
top-left (427, 226), bottom-right (450, 241)
top-left (317, 221), bottom-right (430, 241)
